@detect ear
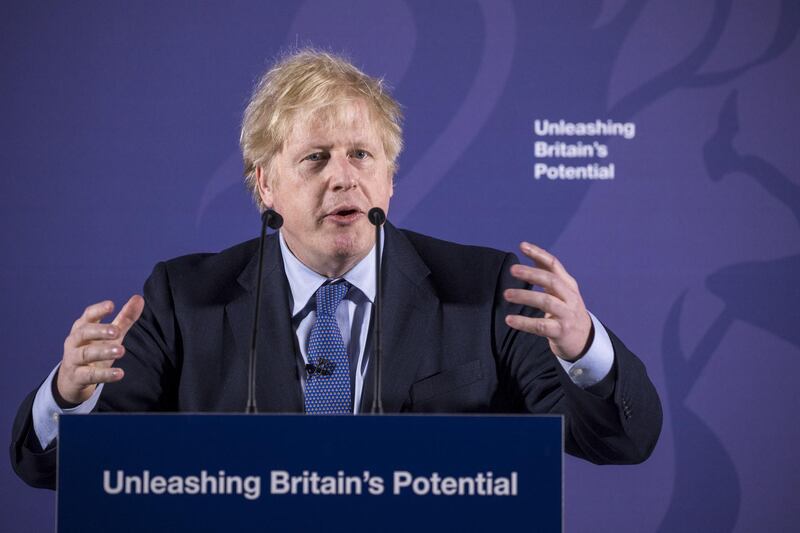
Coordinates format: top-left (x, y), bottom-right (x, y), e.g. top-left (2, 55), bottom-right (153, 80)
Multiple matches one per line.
top-left (256, 165), bottom-right (274, 208)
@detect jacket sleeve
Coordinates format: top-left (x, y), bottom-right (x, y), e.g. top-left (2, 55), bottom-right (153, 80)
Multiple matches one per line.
top-left (493, 252), bottom-right (662, 464)
top-left (10, 388), bottom-right (58, 489)
top-left (8, 262), bottom-right (180, 490)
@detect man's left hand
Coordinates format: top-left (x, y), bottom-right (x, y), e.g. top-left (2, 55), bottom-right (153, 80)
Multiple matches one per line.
top-left (503, 242), bottom-right (593, 362)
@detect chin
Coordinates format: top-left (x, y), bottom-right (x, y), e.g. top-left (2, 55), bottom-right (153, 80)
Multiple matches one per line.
top-left (329, 230), bottom-right (372, 261)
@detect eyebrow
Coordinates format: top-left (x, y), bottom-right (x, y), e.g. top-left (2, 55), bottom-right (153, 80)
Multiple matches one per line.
top-left (289, 143), bottom-right (331, 161)
top-left (294, 140), bottom-right (378, 156)
top-left (299, 144), bottom-right (333, 153)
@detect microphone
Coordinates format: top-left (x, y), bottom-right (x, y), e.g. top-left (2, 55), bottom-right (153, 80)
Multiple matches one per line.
top-left (264, 209), bottom-right (284, 230)
top-left (306, 358), bottom-right (336, 377)
top-left (368, 207), bottom-right (386, 225)
top-left (246, 209), bottom-right (283, 413)
top-left (367, 207), bottom-right (386, 414)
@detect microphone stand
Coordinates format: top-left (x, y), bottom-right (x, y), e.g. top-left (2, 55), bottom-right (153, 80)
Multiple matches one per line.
top-left (246, 209), bottom-right (283, 413)
top-left (368, 207), bottom-right (386, 414)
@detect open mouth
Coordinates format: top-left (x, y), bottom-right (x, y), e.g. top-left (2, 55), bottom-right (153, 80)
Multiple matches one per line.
top-left (325, 208), bottom-right (363, 224)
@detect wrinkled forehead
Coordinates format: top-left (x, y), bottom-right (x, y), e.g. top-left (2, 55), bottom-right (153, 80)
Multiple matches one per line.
top-left (283, 98), bottom-right (383, 150)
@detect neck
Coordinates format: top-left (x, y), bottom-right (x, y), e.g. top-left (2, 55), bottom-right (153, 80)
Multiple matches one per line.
top-left (310, 255), bottom-right (364, 279)
top-left (282, 241), bottom-right (368, 279)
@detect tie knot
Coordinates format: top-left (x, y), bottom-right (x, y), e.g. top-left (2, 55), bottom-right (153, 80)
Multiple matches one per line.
top-left (315, 281), bottom-right (348, 316)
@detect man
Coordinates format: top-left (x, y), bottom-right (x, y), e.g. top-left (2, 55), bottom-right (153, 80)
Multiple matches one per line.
top-left (11, 50), bottom-right (662, 489)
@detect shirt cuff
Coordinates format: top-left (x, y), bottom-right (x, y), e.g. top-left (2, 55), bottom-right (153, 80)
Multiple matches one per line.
top-left (556, 312), bottom-right (614, 388)
top-left (32, 363), bottom-right (104, 450)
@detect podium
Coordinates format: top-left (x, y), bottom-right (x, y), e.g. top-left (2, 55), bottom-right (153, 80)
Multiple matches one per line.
top-left (57, 414), bottom-right (562, 532)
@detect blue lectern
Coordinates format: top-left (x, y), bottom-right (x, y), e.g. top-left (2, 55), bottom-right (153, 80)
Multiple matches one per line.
top-left (57, 414), bottom-right (562, 532)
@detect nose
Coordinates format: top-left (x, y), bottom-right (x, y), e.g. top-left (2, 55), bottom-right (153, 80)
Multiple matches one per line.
top-left (328, 152), bottom-right (358, 191)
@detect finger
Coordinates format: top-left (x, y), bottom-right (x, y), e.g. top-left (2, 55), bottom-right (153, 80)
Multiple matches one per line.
top-left (519, 242), bottom-right (578, 290)
top-left (71, 300), bottom-right (115, 332)
top-left (509, 264), bottom-right (574, 304)
top-left (505, 315), bottom-right (562, 339)
top-left (112, 294), bottom-right (145, 334)
top-left (73, 365), bottom-right (125, 387)
top-left (66, 323), bottom-right (120, 348)
top-left (70, 343), bottom-right (125, 366)
top-left (503, 289), bottom-right (570, 317)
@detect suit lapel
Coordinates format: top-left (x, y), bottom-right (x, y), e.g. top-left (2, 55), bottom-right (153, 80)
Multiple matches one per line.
top-left (225, 234), bottom-right (303, 412)
top-left (361, 223), bottom-right (440, 412)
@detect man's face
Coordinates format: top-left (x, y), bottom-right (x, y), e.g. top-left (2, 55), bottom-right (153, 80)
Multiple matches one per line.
top-left (258, 99), bottom-right (393, 277)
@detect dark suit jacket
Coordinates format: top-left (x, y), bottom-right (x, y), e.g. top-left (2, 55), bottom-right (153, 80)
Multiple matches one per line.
top-left (11, 223), bottom-right (662, 489)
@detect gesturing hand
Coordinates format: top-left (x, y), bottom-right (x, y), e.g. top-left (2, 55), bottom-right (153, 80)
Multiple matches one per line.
top-left (503, 242), bottom-right (593, 362)
top-left (56, 295), bottom-right (145, 405)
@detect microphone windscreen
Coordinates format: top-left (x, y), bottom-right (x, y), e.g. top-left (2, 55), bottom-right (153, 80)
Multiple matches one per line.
top-left (368, 207), bottom-right (386, 226)
top-left (263, 209), bottom-right (284, 230)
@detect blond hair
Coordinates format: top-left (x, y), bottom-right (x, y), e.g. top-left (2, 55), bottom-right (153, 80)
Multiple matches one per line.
top-left (240, 49), bottom-right (403, 211)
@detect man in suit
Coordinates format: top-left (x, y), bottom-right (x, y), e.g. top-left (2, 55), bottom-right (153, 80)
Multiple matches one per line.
top-left (11, 50), bottom-right (662, 489)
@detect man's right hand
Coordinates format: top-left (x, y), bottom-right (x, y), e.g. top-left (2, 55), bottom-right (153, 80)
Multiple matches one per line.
top-left (56, 295), bottom-right (145, 405)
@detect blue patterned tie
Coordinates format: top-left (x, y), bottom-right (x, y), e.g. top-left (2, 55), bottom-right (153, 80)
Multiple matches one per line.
top-left (304, 281), bottom-right (351, 414)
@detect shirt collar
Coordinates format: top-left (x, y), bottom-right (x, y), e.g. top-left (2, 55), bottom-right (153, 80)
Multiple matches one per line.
top-left (279, 229), bottom-right (381, 317)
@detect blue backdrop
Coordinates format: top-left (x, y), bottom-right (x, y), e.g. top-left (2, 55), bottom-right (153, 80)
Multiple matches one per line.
top-left (2, 1), bottom-right (798, 531)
